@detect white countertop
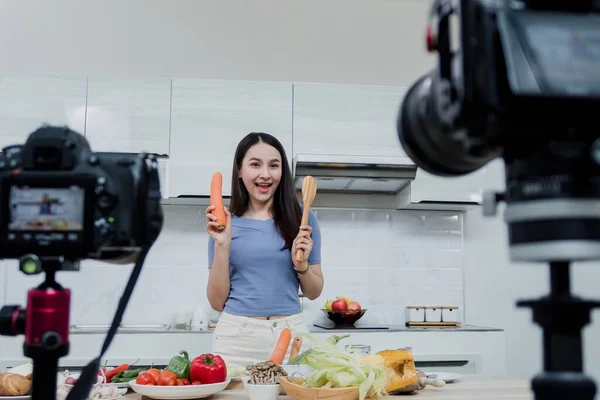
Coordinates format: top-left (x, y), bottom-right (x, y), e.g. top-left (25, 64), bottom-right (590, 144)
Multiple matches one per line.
top-left (122, 375), bottom-right (533, 400)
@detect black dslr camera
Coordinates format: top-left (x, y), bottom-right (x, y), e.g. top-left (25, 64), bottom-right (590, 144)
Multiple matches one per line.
top-left (0, 126), bottom-right (164, 400)
top-left (398, 0), bottom-right (600, 399)
top-left (0, 125), bottom-right (164, 261)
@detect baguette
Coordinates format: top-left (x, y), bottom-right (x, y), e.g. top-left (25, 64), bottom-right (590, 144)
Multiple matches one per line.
top-left (0, 373), bottom-right (32, 396)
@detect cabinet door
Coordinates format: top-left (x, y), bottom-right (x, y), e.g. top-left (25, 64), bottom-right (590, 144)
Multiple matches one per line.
top-left (293, 83), bottom-right (408, 158)
top-left (169, 79), bottom-right (293, 197)
top-left (84, 76), bottom-right (171, 156)
top-left (84, 77), bottom-right (171, 198)
top-left (0, 75), bottom-right (87, 148)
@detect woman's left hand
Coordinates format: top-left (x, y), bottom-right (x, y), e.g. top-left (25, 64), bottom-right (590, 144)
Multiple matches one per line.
top-left (292, 225), bottom-right (313, 270)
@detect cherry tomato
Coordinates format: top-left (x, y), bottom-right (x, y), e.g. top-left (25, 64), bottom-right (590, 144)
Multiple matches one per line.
top-left (145, 368), bottom-right (161, 382)
top-left (192, 381), bottom-right (202, 385)
top-left (176, 378), bottom-right (191, 386)
top-left (157, 370), bottom-right (177, 386)
top-left (136, 372), bottom-right (156, 386)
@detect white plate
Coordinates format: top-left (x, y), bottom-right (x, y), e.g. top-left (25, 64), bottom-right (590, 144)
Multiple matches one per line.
top-left (108, 381), bottom-right (130, 388)
top-left (425, 372), bottom-right (463, 383)
top-left (129, 379), bottom-right (230, 399)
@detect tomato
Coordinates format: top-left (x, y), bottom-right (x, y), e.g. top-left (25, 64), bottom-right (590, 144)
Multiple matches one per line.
top-left (176, 378), bottom-right (191, 386)
top-left (192, 381), bottom-right (202, 385)
top-left (136, 372), bottom-right (156, 385)
top-left (157, 370), bottom-right (177, 386)
top-left (145, 368), bottom-right (161, 382)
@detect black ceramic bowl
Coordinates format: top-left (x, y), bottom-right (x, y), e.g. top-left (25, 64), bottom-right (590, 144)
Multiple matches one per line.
top-left (321, 309), bottom-right (367, 326)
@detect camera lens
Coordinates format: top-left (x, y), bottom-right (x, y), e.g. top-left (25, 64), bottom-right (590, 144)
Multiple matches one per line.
top-left (504, 139), bottom-right (600, 262)
top-left (397, 72), bottom-right (498, 177)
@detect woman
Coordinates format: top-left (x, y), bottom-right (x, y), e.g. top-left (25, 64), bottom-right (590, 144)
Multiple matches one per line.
top-left (205, 132), bottom-right (324, 367)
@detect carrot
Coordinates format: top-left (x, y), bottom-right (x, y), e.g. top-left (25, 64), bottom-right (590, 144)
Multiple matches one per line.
top-left (210, 172), bottom-right (227, 230)
top-left (269, 328), bottom-right (292, 365)
top-left (288, 337), bottom-right (303, 361)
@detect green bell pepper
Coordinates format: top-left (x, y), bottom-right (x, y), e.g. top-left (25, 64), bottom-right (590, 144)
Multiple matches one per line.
top-left (166, 350), bottom-right (191, 379)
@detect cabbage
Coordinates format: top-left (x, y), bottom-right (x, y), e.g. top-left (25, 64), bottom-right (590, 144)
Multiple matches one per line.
top-left (289, 334), bottom-right (387, 400)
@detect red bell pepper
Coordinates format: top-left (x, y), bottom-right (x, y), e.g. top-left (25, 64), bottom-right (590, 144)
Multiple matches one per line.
top-left (189, 354), bottom-right (227, 384)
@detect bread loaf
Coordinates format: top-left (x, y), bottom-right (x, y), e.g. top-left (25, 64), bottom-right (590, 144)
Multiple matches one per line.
top-left (0, 373), bottom-right (32, 396)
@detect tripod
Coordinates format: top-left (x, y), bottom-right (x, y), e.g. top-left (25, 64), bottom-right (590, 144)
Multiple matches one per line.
top-left (0, 255), bottom-right (74, 400)
top-left (517, 261), bottom-right (600, 400)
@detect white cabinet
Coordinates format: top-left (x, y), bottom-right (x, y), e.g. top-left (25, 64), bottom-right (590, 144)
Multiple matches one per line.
top-left (169, 79), bottom-right (293, 197)
top-left (0, 75), bottom-right (87, 149)
top-left (84, 77), bottom-right (172, 198)
top-left (84, 76), bottom-right (171, 155)
top-left (292, 83), bottom-right (408, 158)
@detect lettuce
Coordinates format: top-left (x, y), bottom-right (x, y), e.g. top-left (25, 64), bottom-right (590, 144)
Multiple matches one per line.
top-left (288, 333), bottom-right (387, 400)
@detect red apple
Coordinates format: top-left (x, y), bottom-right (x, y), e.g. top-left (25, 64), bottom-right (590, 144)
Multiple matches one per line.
top-left (347, 302), bottom-right (362, 313)
top-left (331, 299), bottom-right (348, 312)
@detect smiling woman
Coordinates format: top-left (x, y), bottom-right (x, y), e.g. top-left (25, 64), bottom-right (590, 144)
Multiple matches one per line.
top-left (204, 132), bottom-right (324, 367)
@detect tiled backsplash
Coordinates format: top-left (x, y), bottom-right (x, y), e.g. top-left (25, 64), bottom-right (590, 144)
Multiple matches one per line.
top-left (0, 206), bottom-right (464, 327)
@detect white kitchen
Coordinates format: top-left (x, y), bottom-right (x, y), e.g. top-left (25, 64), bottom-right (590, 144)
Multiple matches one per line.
top-left (0, 1), bottom-right (599, 399)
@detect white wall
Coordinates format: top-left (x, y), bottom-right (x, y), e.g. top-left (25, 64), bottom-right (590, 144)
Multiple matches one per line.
top-left (0, 0), bottom-right (435, 87)
top-left (463, 160), bottom-right (600, 385)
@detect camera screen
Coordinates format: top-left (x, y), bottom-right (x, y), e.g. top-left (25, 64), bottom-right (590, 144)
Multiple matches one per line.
top-left (7, 185), bottom-right (85, 244)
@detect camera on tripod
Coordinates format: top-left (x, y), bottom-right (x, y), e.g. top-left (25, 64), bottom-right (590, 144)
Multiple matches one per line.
top-left (397, 0), bottom-right (600, 399)
top-left (0, 125), bottom-right (164, 400)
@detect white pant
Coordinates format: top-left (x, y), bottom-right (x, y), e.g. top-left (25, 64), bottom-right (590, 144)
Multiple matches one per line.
top-left (211, 311), bottom-right (310, 367)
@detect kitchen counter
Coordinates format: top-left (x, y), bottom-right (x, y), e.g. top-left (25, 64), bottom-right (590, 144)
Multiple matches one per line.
top-left (121, 375), bottom-right (533, 399)
top-left (309, 323), bottom-right (503, 333)
top-left (66, 323), bottom-right (502, 335)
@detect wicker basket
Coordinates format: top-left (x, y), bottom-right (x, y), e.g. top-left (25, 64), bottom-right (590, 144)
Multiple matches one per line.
top-left (280, 376), bottom-right (359, 400)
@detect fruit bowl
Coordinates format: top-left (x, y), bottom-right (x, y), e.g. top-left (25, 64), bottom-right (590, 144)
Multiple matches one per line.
top-left (322, 309), bottom-right (366, 326)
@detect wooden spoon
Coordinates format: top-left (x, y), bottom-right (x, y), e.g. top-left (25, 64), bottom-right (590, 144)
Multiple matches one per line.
top-left (296, 176), bottom-right (317, 263)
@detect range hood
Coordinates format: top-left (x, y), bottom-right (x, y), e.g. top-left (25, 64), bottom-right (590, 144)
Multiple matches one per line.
top-left (292, 154), bottom-right (417, 195)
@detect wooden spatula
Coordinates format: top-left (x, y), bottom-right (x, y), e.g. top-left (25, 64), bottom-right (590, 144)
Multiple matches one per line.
top-left (296, 176), bottom-right (317, 263)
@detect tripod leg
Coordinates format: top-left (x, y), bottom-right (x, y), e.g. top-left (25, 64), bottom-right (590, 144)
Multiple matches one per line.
top-left (518, 262), bottom-right (600, 400)
top-left (29, 349), bottom-right (59, 400)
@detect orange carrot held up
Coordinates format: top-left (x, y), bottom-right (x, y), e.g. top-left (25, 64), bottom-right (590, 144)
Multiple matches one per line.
top-left (269, 328), bottom-right (292, 365)
top-left (210, 172), bottom-right (227, 230)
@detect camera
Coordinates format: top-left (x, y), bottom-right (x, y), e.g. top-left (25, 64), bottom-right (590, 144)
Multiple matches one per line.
top-left (397, 0), bottom-right (600, 399)
top-left (0, 125), bottom-right (164, 400)
top-left (0, 125), bottom-right (163, 262)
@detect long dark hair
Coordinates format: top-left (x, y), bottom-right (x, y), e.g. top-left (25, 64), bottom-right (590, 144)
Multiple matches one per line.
top-left (229, 132), bottom-right (302, 250)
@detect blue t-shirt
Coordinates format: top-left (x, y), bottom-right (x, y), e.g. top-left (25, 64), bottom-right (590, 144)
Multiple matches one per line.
top-left (208, 209), bottom-right (322, 316)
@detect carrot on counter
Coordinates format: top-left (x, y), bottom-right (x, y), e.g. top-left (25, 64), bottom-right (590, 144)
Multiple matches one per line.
top-left (288, 337), bottom-right (303, 360)
top-left (269, 328), bottom-right (292, 365)
top-left (210, 172), bottom-right (227, 230)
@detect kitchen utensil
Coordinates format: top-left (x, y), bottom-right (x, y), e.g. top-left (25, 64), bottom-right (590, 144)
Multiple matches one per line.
top-left (280, 375), bottom-right (359, 400)
top-left (128, 378), bottom-right (230, 399)
top-left (322, 308), bottom-right (366, 326)
top-left (296, 176), bottom-right (317, 263)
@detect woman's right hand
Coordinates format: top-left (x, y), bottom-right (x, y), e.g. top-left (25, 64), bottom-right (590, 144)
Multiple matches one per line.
top-left (206, 205), bottom-right (232, 246)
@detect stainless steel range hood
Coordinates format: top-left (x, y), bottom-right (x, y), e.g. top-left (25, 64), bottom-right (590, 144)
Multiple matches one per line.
top-left (292, 154), bottom-right (417, 195)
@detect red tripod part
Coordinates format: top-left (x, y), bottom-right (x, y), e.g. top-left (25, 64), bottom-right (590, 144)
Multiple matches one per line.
top-left (24, 288), bottom-right (70, 347)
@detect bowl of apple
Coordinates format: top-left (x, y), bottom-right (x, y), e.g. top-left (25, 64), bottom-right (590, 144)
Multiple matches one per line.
top-left (322, 297), bottom-right (366, 326)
